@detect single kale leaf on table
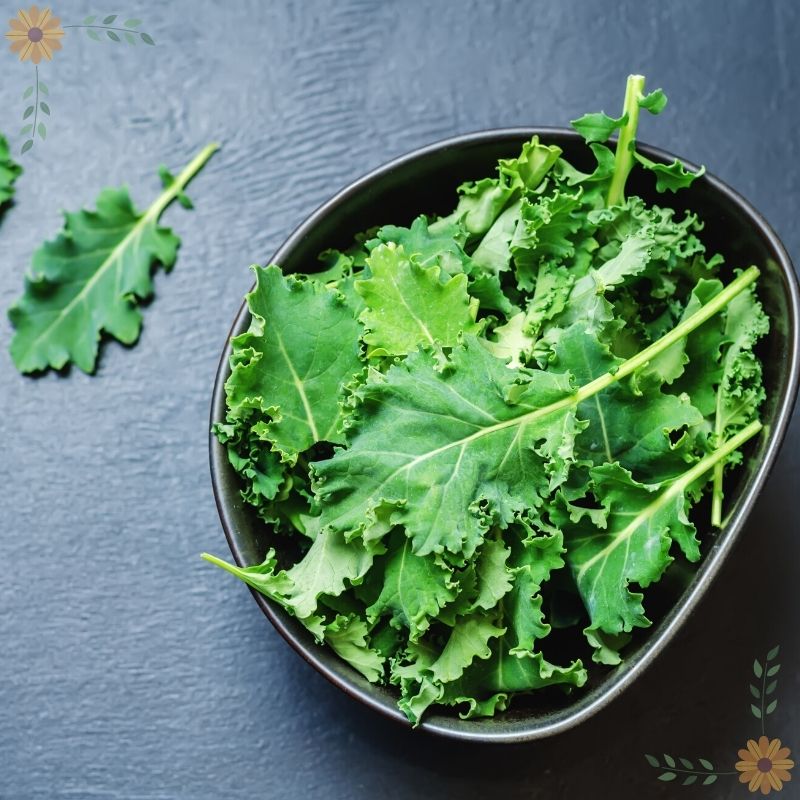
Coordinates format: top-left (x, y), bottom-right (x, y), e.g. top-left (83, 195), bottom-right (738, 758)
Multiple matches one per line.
top-left (8, 143), bottom-right (218, 374)
top-left (204, 75), bottom-right (768, 724)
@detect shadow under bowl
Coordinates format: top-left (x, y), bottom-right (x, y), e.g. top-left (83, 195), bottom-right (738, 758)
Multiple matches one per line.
top-left (210, 128), bottom-right (800, 743)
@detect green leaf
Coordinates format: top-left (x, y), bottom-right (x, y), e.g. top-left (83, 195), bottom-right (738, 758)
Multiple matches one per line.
top-left (767, 645), bottom-right (780, 661)
top-left (83, 15), bottom-right (96, 24)
top-left (39, 102), bottom-right (50, 116)
top-left (555, 232), bottom-right (653, 330)
top-left (754, 659), bottom-right (763, 678)
top-left (563, 426), bottom-right (758, 644)
top-left (37, 123), bottom-right (46, 141)
top-left (766, 679), bottom-right (777, 695)
top-left (370, 215), bottom-right (472, 277)
top-left (450, 177), bottom-right (516, 237)
top-left (8, 143), bottom-right (218, 373)
top-left (639, 88), bottom-right (667, 114)
top-left (0, 134), bottom-right (23, 206)
top-left (703, 775), bottom-right (718, 786)
top-left (682, 775), bottom-right (697, 786)
top-left (441, 634), bottom-right (585, 700)
top-left (750, 683), bottom-right (761, 699)
top-left (87, 28), bottom-right (101, 41)
top-left (23, 86), bottom-right (33, 99)
top-left (140, 32), bottom-right (155, 45)
top-left (223, 265), bottom-right (363, 458)
top-left (698, 758), bottom-right (714, 770)
top-left (22, 106), bottom-right (34, 120)
top-left (571, 111), bottom-right (627, 144)
top-left (511, 191), bottom-right (584, 291)
top-left (470, 199), bottom-right (522, 275)
top-left (124, 18), bottom-right (142, 27)
top-left (505, 526), bottom-right (566, 653)
top-left (103, 14), bottom-right (117, 24)
top-left (497, 135), bottom-right (562, 192)
top-left (125, 31), bottom-right (136, 44)
top-left (644, 754), bottom-right (659, 768)
top-left (469, 537), bottom-right (513, 613)
top-left (366, 532), bottom-right (456, 639)
top-left (107, 30), bottom-right (120, 42)
top-left (663, 754), bottom-right (676, 768)
top-left (634, 151), bottom-right (706, 193)
top-left (751, 703), bottom-right (762, 719)
top-left (767, 663), bottom-right (780, 677)
top-left (679, 757), bottom-right (693, 769)
top-left (355, 243), bottom-right (481, 357)
top-left (19, 124), bottom-right (32, 136)
top-left (313, 336), bottom-right (580, 558)
top-left (324, 615), bottom-right (384, 682)
top-left (38, 81), bottom-right (48, 95)
top-left (657, 772), bottom-right (676, 782)
top-left (766, 699), bottom-right (777, 715)
top-left (484, 312), bottom-right (533, 368)
top-left (429, 616), bottom-right (505, 683)
top-left (21, 139), bottom-right (33, 155)
top-left (553, 322), bottom-right (704, 482)
top-left (204, 528), bottom-right (375, 626)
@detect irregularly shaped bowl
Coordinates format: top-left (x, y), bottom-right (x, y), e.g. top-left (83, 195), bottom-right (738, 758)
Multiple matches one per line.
top-left (210, 128), bottom-right (800, 743)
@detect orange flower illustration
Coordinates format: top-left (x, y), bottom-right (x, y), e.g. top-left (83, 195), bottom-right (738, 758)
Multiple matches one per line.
top-left (5, 5), bottom-right (64, 63)
top-left (736, 736), bottom-right (794, 795)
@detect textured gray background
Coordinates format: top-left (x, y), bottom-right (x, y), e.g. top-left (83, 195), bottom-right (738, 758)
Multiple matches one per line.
top-left (1, 1), bottom-right (798, 798)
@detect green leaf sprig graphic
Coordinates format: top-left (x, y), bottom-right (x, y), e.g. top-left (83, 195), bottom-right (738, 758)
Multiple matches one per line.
top-left (8, 142), bottom-right (219, 374)
top-left (643, 754), bottom-right (730, 786)
top-left (65, 15), bottom-right (155, 46)
top-left (750, 645), bottom-right (781, 733)
top-left (19, 67), bottom-right (49, 154)
top-left (644, 644), bottom-right (786, 789)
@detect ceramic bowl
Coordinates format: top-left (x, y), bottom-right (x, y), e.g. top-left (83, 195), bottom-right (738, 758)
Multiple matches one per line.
top-left (210, 128), bottom-right (800, 742)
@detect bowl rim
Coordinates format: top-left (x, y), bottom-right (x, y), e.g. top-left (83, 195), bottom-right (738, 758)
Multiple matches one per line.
top-left (209, 126), bottom-right (800, 743)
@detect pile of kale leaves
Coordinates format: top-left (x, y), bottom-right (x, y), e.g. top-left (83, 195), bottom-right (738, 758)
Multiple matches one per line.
top-left (204, 76), bottom-right (768, 724)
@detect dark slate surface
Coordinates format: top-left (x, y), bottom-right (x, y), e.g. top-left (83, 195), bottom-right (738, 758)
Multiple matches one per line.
top-left (1, 2), bottom-right (798, 798)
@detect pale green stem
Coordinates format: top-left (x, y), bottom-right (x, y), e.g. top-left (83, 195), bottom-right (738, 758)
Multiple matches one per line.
top-left (606, 74), bottom-right (646, 207)
top-left (572, 266), bottom-right (760, 404)
top-left (665, 420), bottom-right (761, 501)
top-left (711, 467), bottom-right (724, 526)
top-left (150, 142), bottom-right (220, 220)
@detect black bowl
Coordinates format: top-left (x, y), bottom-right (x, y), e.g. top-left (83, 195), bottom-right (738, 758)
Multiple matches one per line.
top-left (210, 128), bottom-right (800, 743)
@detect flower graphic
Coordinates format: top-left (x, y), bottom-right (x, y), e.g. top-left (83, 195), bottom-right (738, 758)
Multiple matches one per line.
top-left (736, 736), bottom-right (794, 795)
top-left (5, 5), bottom-right (64, 63)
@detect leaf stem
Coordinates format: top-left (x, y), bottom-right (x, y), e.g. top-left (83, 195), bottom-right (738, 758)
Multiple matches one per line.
top-left (760, 649), bottom-right (767, 736)
top-left (658, 767), bottom-right (737, 776)
top-left (32, 66), bottom-right (38, 148)
top-left (573, 266), bottom-right (760, 404)
top-left (63, 25), bottom-right (143, 33)
top-left (149, 142), bottom-right (220, 221)
top-left (669, 420), bottom-right (761, 498)
top-left (606, 74), bottom-right (645, 207)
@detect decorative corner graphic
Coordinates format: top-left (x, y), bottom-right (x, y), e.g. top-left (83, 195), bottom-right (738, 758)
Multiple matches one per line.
top-left (645, 646), bottom-right (794, 795)
top-left (4, 5), bottom-right (155, 154)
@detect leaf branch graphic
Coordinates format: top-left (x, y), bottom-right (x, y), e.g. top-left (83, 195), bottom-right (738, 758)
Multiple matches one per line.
top-left (63, 15), bottom-right (155, 45)
top-left (19, 66), bottom-right (49, 153)
top-left (750, 645), bottom-right (781, 736)
top-left (643, 754), bottom-right (735, 786)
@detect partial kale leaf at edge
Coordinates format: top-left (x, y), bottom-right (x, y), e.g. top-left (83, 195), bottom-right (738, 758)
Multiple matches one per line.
top-left (0, 133), bottom-right (22, 208)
